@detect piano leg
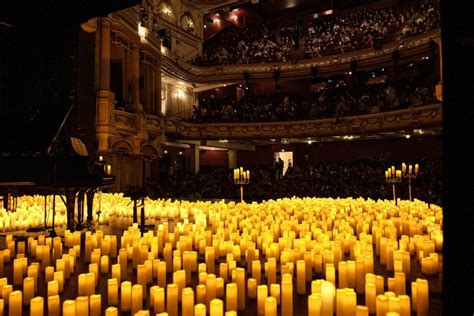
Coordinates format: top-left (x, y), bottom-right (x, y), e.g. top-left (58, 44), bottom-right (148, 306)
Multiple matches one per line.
top-left (66, 188), bottom-right (77, 232)
top-left (76, 191), bottom-right (85, 229)
top-left (86, 189), bottom-right (95, 224)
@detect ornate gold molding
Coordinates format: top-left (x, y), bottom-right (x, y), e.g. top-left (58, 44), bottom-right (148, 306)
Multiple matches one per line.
top-left (164, 104), bottom-right (442, 139)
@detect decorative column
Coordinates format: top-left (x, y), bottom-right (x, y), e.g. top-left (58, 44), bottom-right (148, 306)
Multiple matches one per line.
top-left (190, 144), bottom-right (200, 175)
top-left (130, 44), bottom-right (143, 112)
top-left (154, 58), bottom-right (162, 115)
top-left (96, 18), bottom-right (117, 153)
top-left (433, 37), bottom-right (443, 101)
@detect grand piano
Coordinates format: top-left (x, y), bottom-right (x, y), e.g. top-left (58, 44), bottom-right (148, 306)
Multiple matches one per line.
top-left (0, 103), bottom-right (114, 233)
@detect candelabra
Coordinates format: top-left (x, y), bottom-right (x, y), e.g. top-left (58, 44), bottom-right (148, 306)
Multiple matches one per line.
top-left (385, 165), bottom-right (402, 205)
top-left (233, 167), bottom-right (250, 203)
top-left (402, 163), bottom-right (419, 201)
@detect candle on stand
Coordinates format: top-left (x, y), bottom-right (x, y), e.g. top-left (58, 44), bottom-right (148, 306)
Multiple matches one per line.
top-left (415, 164), bottom-right (419, 174)
top-left (9, 290), bottom-right (22, 315)
top-left (30, 296), bottom-right (44, 316)
top-left (121, 281), bottom-right (132, 312)
top-left (210, 298), bottom-right (224, 316)
top-left (62, 300), bottom-right (76, 316)
top-left (408, 165), bottom-right (412, 175)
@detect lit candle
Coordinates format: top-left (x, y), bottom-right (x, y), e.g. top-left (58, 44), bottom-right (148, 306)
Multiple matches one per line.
top-left (408, 165), bottom-right (412, 174)
top-left (376, 294), bottom-right (389, 316)
top-left (296, 260), bottom-right (306, 295)
top-left (398, 295), bottom-right (411, 316)
top-left (270, 284), bottom-right (280, 305)
top-left (23, 277), bottom-right (35, 305)
top-left (101, 255), bottom-right (109, 274)
top-left (226, 283), bottom-right (238, 312)
top-left (53, 271), bottom-right (64, 293)
top-left (326, 263), bottom-right (336, 285)
top-left (9, 290), bottom-right (22, 315)
top-left (355, 258), bottom-right (365, 294)
top-left (281, 273), bottom-right (293, 316)
top-left (108, 278), bottom-right (118, 306)
top-left (308, 293), bottom-right (322, 316)
top-left (252, 260), bottom-right (261, 285)
top-left (402, 163), bottom-right (406, 174)
top-left (321, 280), bottom-right (334, 316)
top-left (248, 278), bottom-right (257, 299)
top-left (365, 282), bottom-right (376, 313)
top-left (121, 281), bottom-right (132, 312)
top-left (105, 306), bottom-right (118, 316)
top-left (375, 275), bottom-right (384, 295)
top-left (210, 298), bottom-right (224, 316)
top-left (62, 300), bottom-right (76, 316)
top-left (206, 247), bottom-right (215, 274)
top-left (182, 287), bottom-right (194, 315)
top-left (235, 268), bottom-right (246, 310)
top-left (47, 280), bottom-right (58, 297)
top-left (155, 286), bottom-right (165, 313)
top-left (355, 305), bottom-right (369, 316)
top-left (338, 261), bottom-right (348, 289)
top-left (416, 279), bottom-right (429, 316)
top-left (343, 289), bottom-right (357, 315)
top-left (216, 277), bottom-right (224, 298)
top-left (257, 285), bottom-right (268, 315)
top-left (158, 261), bottom-right (167, 288)
top-left (13, 259), bottom-right (23, 286)
top-left (167, 283), bottom-right (178, 316)
top-left (47, 295), bottom-right (60, 316)
top-left (415, 164), bottom-right (419, 174)
top-left (195, 303), bottom-right (206, 316)
top-left (30, 296), bottom-right (44, 316)
top-left (264, 296), bottom-right (277, 316)
top-left (347, 261), bottom-right (356, 288)
top-left (86, 272), bottom-right (96, 296)
top-left (206, 273), bottom-right (217, 306)
top-left (75, 296), bottom-right (88, 315)
top-left (132, 284), bottom-right (143, 315)
top-left (388, 296), bottom-right (401, 314)
top-left (394, 272), bottom-right (406, 295)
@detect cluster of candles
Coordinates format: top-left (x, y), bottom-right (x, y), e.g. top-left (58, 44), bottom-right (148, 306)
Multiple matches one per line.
top-left (385, 164), bottom-right (419, 181)
top-left (0, 195), bottom-right (442, 315)
top-left (233, 167), bottom-right (250, 183)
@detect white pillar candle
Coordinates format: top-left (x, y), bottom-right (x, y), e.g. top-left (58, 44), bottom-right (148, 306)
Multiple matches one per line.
top-left (226, 283), bottom-right (238, 312)
top-left (376, 294), bottom-right (389, 316)
top-left (53, 271), bottom-right (64, 293)
top-left (155, 286), bottom-right (165, 313)
top-left (158, 261), bottom-right (167, 288)
top-left (308, 293), bottom-right (322, 316)
top-left (416, 279), bottom-right (429, 316)
top-left (248, 278), bottom-right (257, 299)
top-left (108, 278), bottom-right (118, 306)
top-left (206, 273), bottom-right (217, 305)
top-left (265, 296), bottom-right (277, 316)
top-left (235, 268), bottom-right (246, 310)
top-left (338, 261), bottom-right (348, 289)
top-left (13, 259), bottom-right (23, 286)
top-left (119, 249), bottom-right (128, 280)
top-left (365, 282), bottom-right (376, 313)
top-left (197, 284), bottom-right (207, 305)
top-left (347, 261), bottom-right (356, 288)
top-left (296, 260), bottom-right (306, 295)
top-left (398, 295), bottom-right (411, 316)
top-left (320, 280), bottom-right (334, 316)
top-left (30, 296), bottom-right (44, 316)
top-left (47, 280), bottom-right (58, 297)
top-left (86, 272), bottom-right (96, 295)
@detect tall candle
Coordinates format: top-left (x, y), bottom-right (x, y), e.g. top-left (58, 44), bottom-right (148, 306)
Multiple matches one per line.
top-left (111, 264), bottom-right (121, 284)
top-left (388, 296), bottom-right (401, 314)
top-left (398, 295), bottom-right (411, 316)
top-left (101, 255), bottom-right (109, 274)
top-left (121, 281), bottom-right (132, 312)
top-left (132, 285), bottom-right (143, 315)
top-left (365, 282), bottom-right (376, 313)
top-left (47, 280), bottom-right (58, 297)
top-left (257, 285), bottom-right (268, 315)
top-left (75, 296), bottom-right (89, 315)
top-left (23, 277), bottom-right (35, 305)
top-left (308, 293), bottom-right (322, 316)
top-left (86, 272), bottom-right (96, 295)
top-left (296, 260), bottom-right (306, 294)
top-left (326, 263), bottom-right (336, 285)
top-left (158, 261), bottom-right (167, 288)
top-left (108, 278), bottom-right (118, 306)
top-left (197, 284), bottom-right (207, 305)
top-left (9, 290), bottom-right (22, 315)
top-left (264, 296), bottom-right (277, 316)
top-left (155, 287), bottom-right (165, 312)
top-left (226, 283), bottom-right (238, 312)
top-left (195, 303), bottom-right (206, 316)
top-left (167, 283), bottom-right (178, 316)
top-left (347, 261), bottom-right (356, 288)
top-left (53, 271), bottom-right (64, 293)
top-left (182, 287), bottom-right (194, 316)
top-left (28, 264), bottom-right (39, 293)
top-left (375, 276), bottom-right (384, 295)
top-left (210, 298), bottom-right (224, 316)
top-left (47, 295), bottom-right (60, 316)
top-left (248, 278), bottom-right (257, 299)
top-left (119, 249), bottom-right (128, 280)
top-left (376, 294), bottom-right (389, 316)
top-left (236, 268), bottom-right (246, 310)
top-left (343, 289), bottom-right (357, 316)
top-left (206, 274), bottom-right (217, 306)
top-left (394, 272), bottom-right (406, 295)
top-left (416, 279), bottom-right (429, 316)
top-left (267, 258), bottom-right (277, 286)
top-left (105, 306), bottom-right (118, 316)
top-left (338, 261), bottom-right (348, 289)
top-left (355, 259), bottom-right (365, 294)
top-left (216, 277), bottom-right (224, 298)
top-left (13, 259), bottom-right (23, 286)
top-left (320, 280), bottom-right (334, 316)
top-left (281, 273), bottom-right (293, 316)
top-left (62, 300), bottom-right (76, 316)
top-left (30, 296), bottom-right (44, 316)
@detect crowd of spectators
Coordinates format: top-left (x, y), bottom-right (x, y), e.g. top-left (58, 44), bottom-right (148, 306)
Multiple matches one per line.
top-left (191, 0), bottom-right (439, 66)
top-left (188, 77), bottom-right (438, 123)
top-left (149, 159), bottom-right (443, 206)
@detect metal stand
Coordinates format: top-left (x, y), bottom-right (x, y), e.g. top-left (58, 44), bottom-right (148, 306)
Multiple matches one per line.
top-left (403, 174), bottom-right (417, 201)
top-left (234, 179), bottom-right (249, 203)
top-left (386, 178), bottom-right (401, 205)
